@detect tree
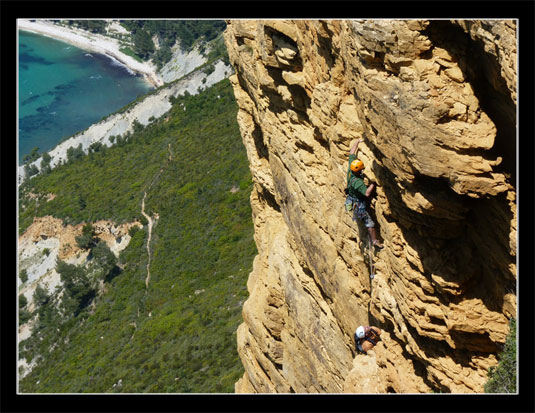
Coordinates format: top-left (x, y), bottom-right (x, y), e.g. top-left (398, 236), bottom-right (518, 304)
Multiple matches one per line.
top-left (19, 294), bottom-right (28, 309)
top-left (92, 241), bottom-right (118, 280)
top-left (85, 20), bottom-right (108, 34)
top-left (56, 260), bottom-right (94, 316)
top-left (75, 223), bottom-right (97, 250)
top-left (78, 196), bottom-right (87, 210)
top-left (41, 152), bottom-right (52, 170)
top-left (24, 163), bottom-right (39, 178)
top-left (134, 29), bottom-right (155, 59)
top-left (19, 308), bottom-right (32, 324)
top-left (20, 269), bottom-right (28, 284)
top-left (484, 318), bottom-right (517, 393)
top-left (22, 147), bottom-right (40, 164)
top-left (66, 144), bottom-right (85, 163)
top-left (153, 44), bottom-right (172, 70)
top-left (132, 120), bottom-right (145, 133)
top-left (89, 142), bottom-right (103, 153)
top-left (66, 20), bottom-right (108, 34)
top-left (33, 285), bottom-right (50, 307)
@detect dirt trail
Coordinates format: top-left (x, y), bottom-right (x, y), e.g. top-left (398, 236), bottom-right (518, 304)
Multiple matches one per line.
top-left (141, 193), bottom-right (154, 289)
top-left (141, 144), bottom-right (173, 290)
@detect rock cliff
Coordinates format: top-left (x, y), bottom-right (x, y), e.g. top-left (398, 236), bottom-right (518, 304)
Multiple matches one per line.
top-left (224, 20), bottom-right (516, 393)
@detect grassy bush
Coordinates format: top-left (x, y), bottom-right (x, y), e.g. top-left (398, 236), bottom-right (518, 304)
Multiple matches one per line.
top-left (19, 269), bottom-right (28, 284)
top-left (484, 318), bottom-right (517, 393)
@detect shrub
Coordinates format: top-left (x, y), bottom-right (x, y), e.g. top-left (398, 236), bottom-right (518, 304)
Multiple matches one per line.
top-left (91, 241), bottom-right (118, 280)
top-left (132, 120), bottom-right (144, 133)
top-left (33, 285), bottom-right (50, 307)
top-left (22, 147), bottom-right (40, 164)
top-left (89, 142), bottom-right (103, 153)
top-left (56, 260), bottom-right (95, 316)
top-left (41, 152), bottom-right (52, 170)
top-left (24, 164), bottom-right (39, 178)
top-left (484, 318), bottom-right (517, 393)
top-left (67, 144), bottom-right (84, 163)
top-left (19, 294), bottom-right (28, 309)
top-left (20, 269), bottom-right (28, 284)
top-left (128, 226), bottom-right (140, 237)
top-left (75, 234), bottom-right (95, 250)
top-left (19, 309), bottom-right (32, 325)
top-left (75, 223), bottom-right (97, 250)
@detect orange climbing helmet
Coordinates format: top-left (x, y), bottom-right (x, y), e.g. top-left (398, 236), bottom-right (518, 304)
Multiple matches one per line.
top-left (350, 159), bottom-right (364, 173)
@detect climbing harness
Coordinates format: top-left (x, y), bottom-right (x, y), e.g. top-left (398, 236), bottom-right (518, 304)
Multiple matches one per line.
top-left (367, 235), bottom-right (375, 280)
top-left (345, 192), bottom-right (367, 217)
top-left (354, 333), bottom-right (378, 354)
top-left (344, 193), bottom-right (356, 212)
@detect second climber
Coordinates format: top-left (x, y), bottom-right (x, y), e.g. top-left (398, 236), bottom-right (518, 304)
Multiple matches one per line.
top-left (354, 325), bottom-right (382, 354)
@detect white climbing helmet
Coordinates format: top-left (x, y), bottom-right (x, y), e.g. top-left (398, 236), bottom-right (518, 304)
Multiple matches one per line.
top-left (356, 326), bottom-right (366, 339)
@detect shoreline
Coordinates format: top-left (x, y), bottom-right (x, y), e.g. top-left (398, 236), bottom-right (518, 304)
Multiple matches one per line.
top-left (18, 19), bottom-right (164, 88)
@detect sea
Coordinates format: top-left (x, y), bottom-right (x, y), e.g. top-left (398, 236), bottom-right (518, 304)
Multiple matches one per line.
top-left (18, 30), bottom-right (153, 163)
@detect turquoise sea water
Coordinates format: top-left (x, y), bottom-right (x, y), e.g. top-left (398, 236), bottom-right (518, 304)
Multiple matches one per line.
top-left (18, 30), bottom-right (153, 163)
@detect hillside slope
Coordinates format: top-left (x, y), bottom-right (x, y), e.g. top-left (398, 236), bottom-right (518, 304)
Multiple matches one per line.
top-left (224, 19), bottom-right (516, 393)
top-left (18, 79), bottom-right (256, 393)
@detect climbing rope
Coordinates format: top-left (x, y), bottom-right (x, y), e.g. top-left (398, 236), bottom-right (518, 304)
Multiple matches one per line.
top-left (367, 235), bottom-right (375, 280)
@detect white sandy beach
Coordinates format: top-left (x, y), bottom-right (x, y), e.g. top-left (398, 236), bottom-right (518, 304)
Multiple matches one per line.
top-left (18, 19), bottom-right (164, 88)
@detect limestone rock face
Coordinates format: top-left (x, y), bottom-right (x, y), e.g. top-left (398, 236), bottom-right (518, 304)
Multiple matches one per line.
top-left (224, 20), bottom-right (516, 393)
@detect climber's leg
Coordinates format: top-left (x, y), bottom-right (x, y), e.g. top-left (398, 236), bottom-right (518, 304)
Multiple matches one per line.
top-left (366, 218), bottom-right (383, 248)
top-left (355, 208), bottom-right (383, 248)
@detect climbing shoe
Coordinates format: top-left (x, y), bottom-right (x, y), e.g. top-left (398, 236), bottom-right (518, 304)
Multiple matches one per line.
top-left (373, 240), bottom-right (384, 249)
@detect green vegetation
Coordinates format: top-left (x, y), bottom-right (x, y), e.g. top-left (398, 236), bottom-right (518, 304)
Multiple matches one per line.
top-left (22, 146), bottom-right (40, 164)
top-left (120, 20), bottom-right (225, 51)
top-left (19, 299), bottom-right (32, 325)
top-left (119, 46), bottom-right (144, 63)
top-left (19, 294), bottom-right (28, 309)
top-left (133, 29), bottom-right (155, 59)
top-left (75, 223), bottom-right (97, 250)
top-left (55, 20), bottom-right (227, 72)
top-left (40, 152), bottom-right (52, 174)
top-left (56, 259), bottom-right (96, 316)
top-left (484, 318), bottom-right (517, 393)
top-left (22, 146), bottom-right (42, 177)
top-left (24, 163), bottom-right (39, 178)
top-left (18, 79), bottom-right (256, 393)
top-left (19, 269), bottom-right (28, 284)
top-left (119, 20), bottom-right (226, 69)
top-left (64, 20), bottom-right (108, 34)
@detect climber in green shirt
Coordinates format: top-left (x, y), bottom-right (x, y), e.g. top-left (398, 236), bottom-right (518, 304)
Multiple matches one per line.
top-left (345, 138), bottom-right (383, 248)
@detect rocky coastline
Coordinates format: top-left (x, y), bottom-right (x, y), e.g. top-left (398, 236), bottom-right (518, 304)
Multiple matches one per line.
top-left (17, 20), bottom-right (234, 185)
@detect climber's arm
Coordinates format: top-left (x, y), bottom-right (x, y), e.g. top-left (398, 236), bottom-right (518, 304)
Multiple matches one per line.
top-left (349, 138), bottom-right (362, 155)
top-left (365, 183), bottom-right (375, 198)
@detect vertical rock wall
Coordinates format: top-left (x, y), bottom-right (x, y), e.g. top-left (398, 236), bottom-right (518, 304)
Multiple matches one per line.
top-left (224, 19), bottom-right (516, 393)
